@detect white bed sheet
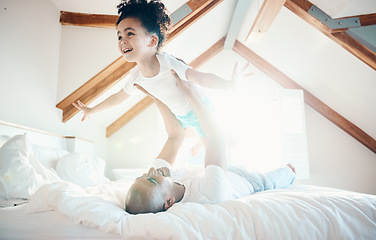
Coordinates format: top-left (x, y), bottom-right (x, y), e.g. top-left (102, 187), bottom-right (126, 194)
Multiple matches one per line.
top-left (0, 204), bottom-right (123, 240)
top-left (13, 181), bottom-right (376, 240)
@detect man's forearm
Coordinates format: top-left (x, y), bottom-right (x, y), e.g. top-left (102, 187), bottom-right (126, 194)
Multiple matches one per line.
top-left (154, 99), bottom-right (184, 139)
top-left (154, 99), bottom-right (185, 166)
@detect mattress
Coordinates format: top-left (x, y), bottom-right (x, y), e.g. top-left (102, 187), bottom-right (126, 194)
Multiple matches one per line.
top-left (0, 204), bottom-right (123, 240)
top-left (1, 182), bottom-right (373, 240)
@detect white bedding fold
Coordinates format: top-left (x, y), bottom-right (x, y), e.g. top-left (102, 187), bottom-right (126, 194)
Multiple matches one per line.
top-left (25, 181), bottom-right (376, 240)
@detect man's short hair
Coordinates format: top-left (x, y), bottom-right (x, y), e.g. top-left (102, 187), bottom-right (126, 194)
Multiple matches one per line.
top-left (125, 188), bottom-right (165, 214)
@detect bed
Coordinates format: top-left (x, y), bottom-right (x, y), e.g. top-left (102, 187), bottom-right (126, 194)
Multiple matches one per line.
top-left (0, 120), bottom-right (375, 240)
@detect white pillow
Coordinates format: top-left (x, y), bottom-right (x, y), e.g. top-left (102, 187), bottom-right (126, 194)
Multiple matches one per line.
top-left (33, 145), bottom-right (69, 169)
top-left (0, 135), bottom-right (10, 148)
top-left (56, 152), bottom-right (109, 188)
top-left (0, 134), bottom-right (60, 200)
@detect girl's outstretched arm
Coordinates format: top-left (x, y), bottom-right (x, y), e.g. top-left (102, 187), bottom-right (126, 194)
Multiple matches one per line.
top-left (185, 62), bottom-right (253, 90)
top-left (72, 89), bottom-right (130, 122)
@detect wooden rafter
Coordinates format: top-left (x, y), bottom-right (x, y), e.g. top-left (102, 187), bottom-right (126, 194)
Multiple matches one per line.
top-left (284, 0), bottom-right (376, 71)
top-left (56, 60), bottom-right (136, 118)
top-left (56, 0), bottom-right (224, 123)
top-left (60, 11), bottom-right (118, 28)
top-left (106, 37), bottom-right (226, 138)
top-left (337, 13), bottom-right (376, 28)
top-left (246, 0), bottom-right (286, 43)
top-left (233, 40), bottom-right (376, 154)
top-left (60, 0), bottom-right (231, 30)
top-left (106, 96), bottom-right (154, 138)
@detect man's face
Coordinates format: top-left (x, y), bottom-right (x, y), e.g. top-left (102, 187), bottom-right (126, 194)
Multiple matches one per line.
top-left (134, 167), bottom-right (172, 190)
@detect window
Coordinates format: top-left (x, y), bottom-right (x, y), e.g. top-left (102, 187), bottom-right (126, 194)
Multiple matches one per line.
top-left (191, 88), bottom-right (310, 179)
top-left (158, 87), bottom-right (310, 179)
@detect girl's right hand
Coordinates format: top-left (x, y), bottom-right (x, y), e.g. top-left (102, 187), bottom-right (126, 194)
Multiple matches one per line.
top-left (72, 100), bottom-right (92, 122)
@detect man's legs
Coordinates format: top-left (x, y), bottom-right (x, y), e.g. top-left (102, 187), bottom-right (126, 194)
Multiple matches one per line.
top-left (228, 165), bottom-right (296, 193)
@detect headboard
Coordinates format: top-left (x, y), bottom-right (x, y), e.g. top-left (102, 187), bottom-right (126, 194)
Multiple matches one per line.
top-left (0, 120), bottom-right (68, 150)
top-left (0, 120), bottom-right (94, 155)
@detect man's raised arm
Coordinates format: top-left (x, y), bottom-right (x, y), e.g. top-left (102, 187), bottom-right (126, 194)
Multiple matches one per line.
top-left (134, 84), bottom-right (185, 169)
top-left (174, 71), bottom-right (227, 173)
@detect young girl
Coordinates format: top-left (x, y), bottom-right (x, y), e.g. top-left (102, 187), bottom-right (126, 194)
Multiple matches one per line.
top-left (73, 0), bottom-right (251, 151)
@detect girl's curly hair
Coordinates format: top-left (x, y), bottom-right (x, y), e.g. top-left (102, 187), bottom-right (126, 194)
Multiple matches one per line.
top-left (117, 0), bottom-right (171, 50)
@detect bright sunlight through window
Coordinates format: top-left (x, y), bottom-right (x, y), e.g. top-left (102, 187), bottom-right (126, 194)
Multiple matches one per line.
top-left (207, 87), bottom-right (310, 179)
top-left (161, 84), bottom-right (310, 179)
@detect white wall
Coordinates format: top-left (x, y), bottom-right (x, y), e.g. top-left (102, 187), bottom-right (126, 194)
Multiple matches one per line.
top-left (106, 105), bottom-right (166, 176)
top-left (243, 7), bottom-right (376, 195)
top-left (0, 0), bottom-right (108, 161)
top-left (298, 106), bottom-right (376, 195)
top-left (0, 0), bottom-right (62, 130)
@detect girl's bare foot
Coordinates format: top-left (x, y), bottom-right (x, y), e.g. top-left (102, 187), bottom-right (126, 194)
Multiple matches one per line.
top-left (287, 163), bottom-right (296, 174)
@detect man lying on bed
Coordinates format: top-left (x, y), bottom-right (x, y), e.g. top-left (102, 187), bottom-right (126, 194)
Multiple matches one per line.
top-left (125, 71), bottom-right (296, 214)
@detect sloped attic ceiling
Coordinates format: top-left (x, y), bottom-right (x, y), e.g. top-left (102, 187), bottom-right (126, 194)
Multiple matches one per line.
top-left (53, 0), bottom-right (376, 154)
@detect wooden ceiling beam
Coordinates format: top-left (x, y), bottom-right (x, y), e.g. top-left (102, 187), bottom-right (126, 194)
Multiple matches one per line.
top-left (246, 0), bottom-right (287, 44)
top-left (106, 37), bottom-right (226, 138)
top-left (60, 11), bottom-right (118, 28)
top-left (57, 0), bottom-right (224, 123)
top-left (106, 96), bottom-right (154, 138)
top-left (59, 0), bottom-right (225, 30)
top-left (337, 13), bottom-right (376, 28)
top-left (284, 0), bottom-right (376, 71)
top-left (56, 59), bottom-right (135, 115)
top-left (169, 0), bottom-right (223, 40)
top-left (233, 40), bottom-right (376, 155)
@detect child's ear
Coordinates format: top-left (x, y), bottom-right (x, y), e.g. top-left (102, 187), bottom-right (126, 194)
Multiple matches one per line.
top-left (149, 35), bottom-right (159, 47)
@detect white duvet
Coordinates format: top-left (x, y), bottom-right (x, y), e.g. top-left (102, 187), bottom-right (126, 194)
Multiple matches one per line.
top-left (25, 181), bottom-right (376, 240)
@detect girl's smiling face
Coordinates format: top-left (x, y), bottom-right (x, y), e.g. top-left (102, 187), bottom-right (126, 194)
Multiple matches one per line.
top-left (117, 17), bottom-right (158, 63)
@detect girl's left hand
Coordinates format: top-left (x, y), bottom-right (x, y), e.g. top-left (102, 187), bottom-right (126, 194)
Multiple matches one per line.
top-left (231, 62), bottom-right (254, 89)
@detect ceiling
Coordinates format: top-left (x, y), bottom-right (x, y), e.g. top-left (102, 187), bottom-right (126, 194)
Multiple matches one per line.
top-left (50, 0), bottom-right (376, 66)
top-left (51, 0), bottom-right (376, 153)
top-left (51, 0), bottom-right (192, 15)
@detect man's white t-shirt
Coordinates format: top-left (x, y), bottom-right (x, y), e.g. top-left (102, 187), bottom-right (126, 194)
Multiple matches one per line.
top-left (180, 165), bottom-right (231, 204)
top-left (149, 159), bottom-right (267, 204)
top-left (123, 52), bottom-right (193, 117)
top-left (150, 161), bottom-right (296, 205)
top-left (178, 166), bottom-right (260, 204)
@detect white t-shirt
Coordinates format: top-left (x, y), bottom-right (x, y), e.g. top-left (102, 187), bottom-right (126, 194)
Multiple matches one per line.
top-left (123, 52), bottom-right (193, 116)
top-left (179, 166), bottom-right (256, 204)
top-left (180, 165), bottom-right (231, 204)
top-left (149, 159), bottom-right (235, 204)
top-left (149, 159), bottom-right (295, 205)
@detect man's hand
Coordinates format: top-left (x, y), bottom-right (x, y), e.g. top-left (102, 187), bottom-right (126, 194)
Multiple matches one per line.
top-left (173, 70), bottom-right (197, 99)
top-left (134, 84), bottom-right (156, 99)
top-left (156, 167), bottom-right (171, 177)
top-left (72, 100), bottom-right (92, 122)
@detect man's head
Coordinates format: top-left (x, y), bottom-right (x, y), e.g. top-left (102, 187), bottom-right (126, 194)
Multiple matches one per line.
top-left (125, 167), bottom-right (178, 214)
